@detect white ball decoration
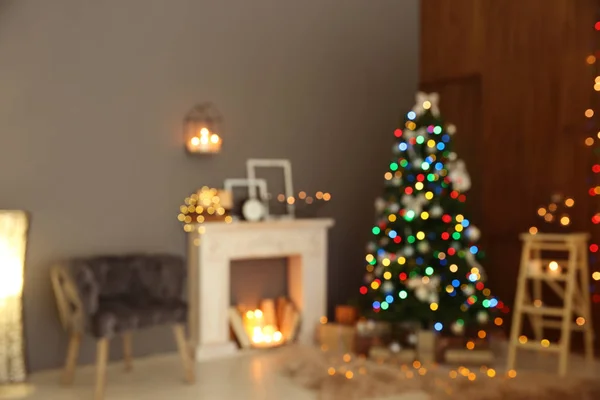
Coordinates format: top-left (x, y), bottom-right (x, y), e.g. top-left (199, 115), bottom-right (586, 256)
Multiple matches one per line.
top-left (451, 321), bottom-right (464, 335)
top-left (462, 285), bottom-right (475, 296)
top-left (374, 198), bottom-right (387, 213)
top-left (413, 158), bottom-right (423, 168)
top-left (447, 124), bottom-right (457, 135)
top-left (477, 311), bottom-right (489, 324)
top-left (415, 286), bottom-right (429, 302)
top-left (417, 241), bottom-right (430, 253)
top-left (448, 152), bottom-right (457, 161)
top-left (407, 333), bottom-right (418, 346)
top-left (403, 246), bottom-right (415, 257)
top-left (429, 205), bottom-right (443, 218)
top-left (391, 177), bottom-right (402, 186)
top-left (428, 292), bottom-right (439, 304)
top-left (388, 203), bottom-right (400, 213)
top-left (466, 226), bottom-right (481, 242)
top-left (381, 281), bottom-right (394, 293)
top-left (389, 342), bottom-right (402, 353)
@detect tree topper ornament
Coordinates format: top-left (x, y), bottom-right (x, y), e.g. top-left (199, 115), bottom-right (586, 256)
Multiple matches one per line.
top-left (412, 92), bottom-right (441, 117)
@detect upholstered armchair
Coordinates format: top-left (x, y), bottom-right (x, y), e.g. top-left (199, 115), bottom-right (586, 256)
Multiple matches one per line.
top-left (50, 254), bottom-right (195, 400)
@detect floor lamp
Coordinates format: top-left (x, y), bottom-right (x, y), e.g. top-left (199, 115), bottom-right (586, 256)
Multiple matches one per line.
top-left (0, 211), bottom-right (30, 393)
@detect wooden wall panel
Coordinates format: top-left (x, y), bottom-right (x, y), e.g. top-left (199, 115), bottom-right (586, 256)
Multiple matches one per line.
top-left (420, 0), bottom-right (484, 82)
top-left (421, 0), bottom-right (598, 340)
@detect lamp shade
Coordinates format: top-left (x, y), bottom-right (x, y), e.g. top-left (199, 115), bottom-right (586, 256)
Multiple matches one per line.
top-left (0, 210), bottom-right (29, 383)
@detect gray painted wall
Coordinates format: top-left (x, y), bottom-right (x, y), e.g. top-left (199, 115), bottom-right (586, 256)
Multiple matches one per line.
top-left (0, 0), bottom-right (419, 371)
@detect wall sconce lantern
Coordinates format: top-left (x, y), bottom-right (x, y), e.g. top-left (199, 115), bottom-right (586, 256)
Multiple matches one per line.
top-left (0, 210), bottom-right (29, 384)
top-left (184, 102), bottom-right (223, 155)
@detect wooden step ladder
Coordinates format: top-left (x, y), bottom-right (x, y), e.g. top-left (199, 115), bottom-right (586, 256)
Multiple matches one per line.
top-left (507, 233), bottom-right (595, 376)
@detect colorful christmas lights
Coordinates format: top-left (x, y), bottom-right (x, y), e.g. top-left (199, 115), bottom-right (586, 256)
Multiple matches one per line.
top-left (585, 14), bottom-right (600, 303)
top-left (360, 92), bottom-right (506, 333)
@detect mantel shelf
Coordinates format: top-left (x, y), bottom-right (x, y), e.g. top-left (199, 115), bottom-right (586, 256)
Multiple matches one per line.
top-left (189, 217), bottom-right (334, 234)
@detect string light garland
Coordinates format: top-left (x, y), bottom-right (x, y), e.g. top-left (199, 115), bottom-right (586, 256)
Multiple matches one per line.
top-left (275, 190), bottom-right (332, 218)
top-left (177, 186), bottom-right (233, 233)
top-left (360, 92), bottom-right (508, 338)
top-left (275, 190), bottom-right (332, 206)
top-left (530, 193), bottom-right (575, 235)
top-left (584, 12), bottom-right (600, 304)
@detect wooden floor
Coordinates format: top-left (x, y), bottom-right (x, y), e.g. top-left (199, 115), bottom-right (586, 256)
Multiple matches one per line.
top-left (2, 345), bottom-right (599, 400)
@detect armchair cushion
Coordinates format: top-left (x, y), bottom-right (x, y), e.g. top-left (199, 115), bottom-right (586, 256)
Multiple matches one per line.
top-left (92, 298), bottom-right (187, 338)
top-left (68, 254), bottom-right (187, 338)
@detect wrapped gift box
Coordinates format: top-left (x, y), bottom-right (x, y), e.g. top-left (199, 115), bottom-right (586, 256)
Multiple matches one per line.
top-left (437, 335), bottom-right (494, 365)
top-left (368, 346), bottom-right (416, 363)
top-left (318, 323), bottom-right (355, 353)
top-left (334, 305), bottom-right (358, 326)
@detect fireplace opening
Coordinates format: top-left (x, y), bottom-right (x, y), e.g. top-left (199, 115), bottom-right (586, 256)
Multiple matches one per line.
top-left (229, 258), bottom-right (300, 349)
top-left (230, 258), bottom-right (287, 308)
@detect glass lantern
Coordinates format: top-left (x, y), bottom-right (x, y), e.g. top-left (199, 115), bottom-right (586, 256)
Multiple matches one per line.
top-left (184, 103), bottom-right (223, 154)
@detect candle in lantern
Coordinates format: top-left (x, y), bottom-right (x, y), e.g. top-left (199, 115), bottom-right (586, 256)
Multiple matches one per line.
top-left (548, 261), bottom-right (562, 275)
top-left (187, 127), bottom-right (221, 153)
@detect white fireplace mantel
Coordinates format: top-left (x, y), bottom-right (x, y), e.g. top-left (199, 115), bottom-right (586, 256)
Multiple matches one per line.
top-left (187, 218), bottom-right (334, 361)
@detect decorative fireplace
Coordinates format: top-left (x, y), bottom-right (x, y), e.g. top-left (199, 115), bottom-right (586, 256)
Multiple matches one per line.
top-left (186, 218), bottom-right (334, 361)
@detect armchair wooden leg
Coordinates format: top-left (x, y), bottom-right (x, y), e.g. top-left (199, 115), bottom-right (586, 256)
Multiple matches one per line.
top-left (172, 324), bottom-right (195, 384)
top-left (94, 338), bottom-right (110, 400)
top-left (122, 332), bottom-right (133, 372)
top-left (60, 332), bottom-right (81, 386)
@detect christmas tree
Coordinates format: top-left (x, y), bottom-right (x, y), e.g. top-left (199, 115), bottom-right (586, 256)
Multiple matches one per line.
top-left (359, 92), bottom-right (505, 335)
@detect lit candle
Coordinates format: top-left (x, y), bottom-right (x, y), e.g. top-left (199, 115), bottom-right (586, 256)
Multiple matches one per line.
top-left (547, 261), bottom-right (562, 275)
top-left (198, 128), bottom-right (221, 152)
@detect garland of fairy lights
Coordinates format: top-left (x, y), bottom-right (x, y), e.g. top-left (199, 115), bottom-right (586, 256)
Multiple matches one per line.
top-left (585, 13), bottom-right (600, 303)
